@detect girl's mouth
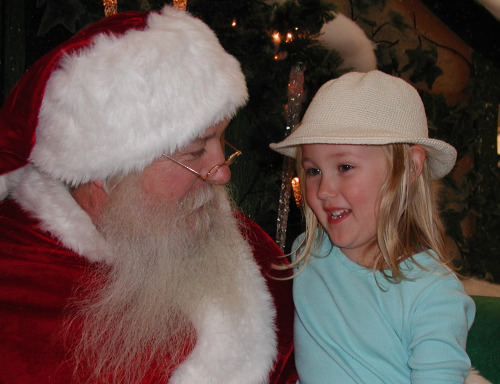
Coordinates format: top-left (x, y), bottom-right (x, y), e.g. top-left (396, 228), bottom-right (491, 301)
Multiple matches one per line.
top-left (329, 209), bottom-right (350, 220)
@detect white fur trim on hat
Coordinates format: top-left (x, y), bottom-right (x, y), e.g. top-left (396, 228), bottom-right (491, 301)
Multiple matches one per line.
top-left (270, 70), bottom-right (457, 180)
top-left (5, 165), bottom-right (112, 262)
top-left (32, 6), bottom-right (248, 186)
top-left (319, 13), bottom-right (377, 72)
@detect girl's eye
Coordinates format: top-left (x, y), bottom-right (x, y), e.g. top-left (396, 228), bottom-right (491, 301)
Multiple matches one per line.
top-left (305, 167), bottom-right (321, 176)
top-left (338, 164), bottom-right (353, 173)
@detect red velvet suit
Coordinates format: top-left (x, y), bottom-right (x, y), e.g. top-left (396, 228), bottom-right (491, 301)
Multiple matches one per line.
top-left (0, 199), bottom-right (297, 383)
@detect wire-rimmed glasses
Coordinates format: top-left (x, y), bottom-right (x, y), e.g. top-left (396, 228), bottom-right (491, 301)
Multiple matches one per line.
top-left (163, 139), bottom-right (241, 181)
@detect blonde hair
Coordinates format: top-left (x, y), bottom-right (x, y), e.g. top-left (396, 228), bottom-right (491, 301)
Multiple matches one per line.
top-left (283, 143), bottom-right (454, 281)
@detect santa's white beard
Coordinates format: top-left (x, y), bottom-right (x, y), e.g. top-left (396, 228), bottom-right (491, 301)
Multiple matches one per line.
top-left (68, 179), bottom-right (248, 383)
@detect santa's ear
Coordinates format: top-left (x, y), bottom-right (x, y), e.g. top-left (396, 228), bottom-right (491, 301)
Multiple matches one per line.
top-left (91, 179), bottom-right (106, 193)
top-left (408, 145), bottom-right (426, 183)
top-left (71, 179), bottom-right (109, 222)
top-left (89, 179), bottom-right (109, 211)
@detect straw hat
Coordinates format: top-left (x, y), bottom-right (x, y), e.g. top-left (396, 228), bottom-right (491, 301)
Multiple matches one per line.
top-left (270, 70), bottom-right (456, 179)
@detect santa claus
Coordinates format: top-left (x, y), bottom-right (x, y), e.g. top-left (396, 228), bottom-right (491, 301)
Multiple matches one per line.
top-left (0, 6), bottom-right (295, 384)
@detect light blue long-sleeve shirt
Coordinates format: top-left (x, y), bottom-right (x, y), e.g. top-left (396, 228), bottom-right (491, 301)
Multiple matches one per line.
top-left (293, 235), bottom-right (475, 384)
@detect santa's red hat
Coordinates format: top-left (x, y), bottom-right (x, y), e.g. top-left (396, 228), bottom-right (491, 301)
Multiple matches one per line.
top-left (0, 6), bottom-right (248, 198)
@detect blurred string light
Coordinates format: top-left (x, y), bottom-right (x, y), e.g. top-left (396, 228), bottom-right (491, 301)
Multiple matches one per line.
top-left (102, 1), bottom-right (189, 15)
top-left (271, 29), bottom-right (298, 61)
top-left (102, 0), bottom-right (188, 15)
top-left (103, 0), bottom-right (117, 16)
top-left (291, 177), bottom-right (302, 207)
top-left (272, 32), bottom-right (281, 44)
top-left (173, 0), bottom-right (187, 10)
top-left (275, 63), bottom-right (305, 252)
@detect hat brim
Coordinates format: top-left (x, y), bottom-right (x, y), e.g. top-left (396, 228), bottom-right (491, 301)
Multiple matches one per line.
top-left (269, 125), bottom-right (457, 180)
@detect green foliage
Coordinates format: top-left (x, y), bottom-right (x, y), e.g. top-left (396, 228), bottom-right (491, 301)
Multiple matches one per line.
top-left (36, 0), bottom-right (87, 35)
top-left (353, 0), bottom-right (386, 15)
top-left (403, 45), bottom-right (443, 89)
top-left (421, 53), bottom-right (500, 281)
top-left (387, 11), bottom-right (411, 33)
top-left (271, 0), bottom-right (336, 35)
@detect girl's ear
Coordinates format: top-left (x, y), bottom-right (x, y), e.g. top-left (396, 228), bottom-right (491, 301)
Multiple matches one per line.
top-left (408, 145), bottom-right (426, 182)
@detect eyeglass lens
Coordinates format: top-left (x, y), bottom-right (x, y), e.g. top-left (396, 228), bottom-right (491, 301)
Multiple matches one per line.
top-left (205, 144), bottom-right (241, 180)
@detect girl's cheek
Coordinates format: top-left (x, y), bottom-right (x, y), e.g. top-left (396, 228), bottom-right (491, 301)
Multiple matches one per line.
top-left (304, 185), bottom-right (317, 205)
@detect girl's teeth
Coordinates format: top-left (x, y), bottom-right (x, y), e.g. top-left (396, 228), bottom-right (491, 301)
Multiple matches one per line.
top-left (331, 209), bottom-right (349, 219)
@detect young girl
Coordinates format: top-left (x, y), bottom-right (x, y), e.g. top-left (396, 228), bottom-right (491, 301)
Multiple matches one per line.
top-left (270, 70), bottom-right (476, 383)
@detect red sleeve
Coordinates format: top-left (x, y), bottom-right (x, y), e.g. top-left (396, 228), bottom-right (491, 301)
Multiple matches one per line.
top-left (0, 199), bottom-right (87, 383)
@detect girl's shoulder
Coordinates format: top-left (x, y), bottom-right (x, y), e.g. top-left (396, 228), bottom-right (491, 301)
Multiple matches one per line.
top-left (407, 249), bottom-right (450, 268)
top-left (398, 250), bottom-right (458, 283)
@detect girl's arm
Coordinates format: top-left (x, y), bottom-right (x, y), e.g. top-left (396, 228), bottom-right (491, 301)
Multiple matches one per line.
top-left (408, 278), bottom-right (475, 383)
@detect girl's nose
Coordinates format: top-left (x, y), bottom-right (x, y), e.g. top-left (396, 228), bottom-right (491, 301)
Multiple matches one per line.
top-left (317, 176), bottom-right (338, 200)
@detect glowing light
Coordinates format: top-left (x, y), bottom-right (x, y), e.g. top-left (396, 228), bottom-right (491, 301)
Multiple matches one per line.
top-left (291, 177), bottom-right (302, 207)
top-left (286, 32), bottom-right (293, 42)
top-left (103, 0), bottom-right (117, 17)
top-left (231, 19), bottom-right (237, 27)
top-left (173, 0), bottom-right (187, 10)
top-left (272, 32), bottom-right (281, 45)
